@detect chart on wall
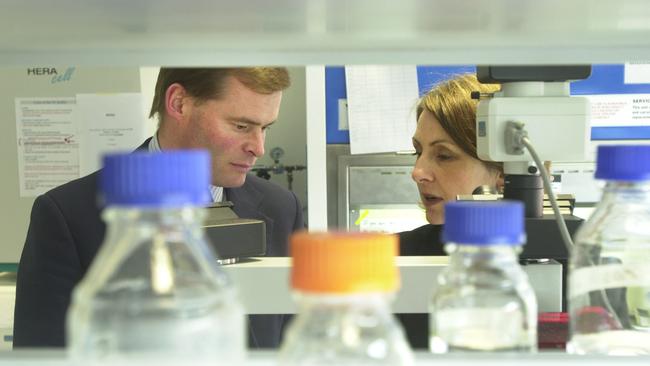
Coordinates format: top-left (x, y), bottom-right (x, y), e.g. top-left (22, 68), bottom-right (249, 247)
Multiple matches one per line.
top-left (572, 63), bottom-right (650, 140)
top-left (344, 65), bottom-right (420, 154)
top-left (10, 67), bottom-right (146, 197)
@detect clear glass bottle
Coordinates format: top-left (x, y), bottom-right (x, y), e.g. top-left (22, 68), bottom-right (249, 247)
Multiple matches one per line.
top-left (278, 232), bottom-right (414, 365)
top-left (66, 151), bottom-right (245, 363)
top-left (429, 200), bottom-right (538, 353)
top-left (568, 145), bottom-right (650, 355)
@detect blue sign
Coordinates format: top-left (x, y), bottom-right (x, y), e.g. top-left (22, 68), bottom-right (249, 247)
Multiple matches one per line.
top-left (326, 64), bottom-right (650, 143)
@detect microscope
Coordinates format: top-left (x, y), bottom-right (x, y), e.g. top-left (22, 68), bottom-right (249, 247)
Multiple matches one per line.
top-left (473, 65), bottom-right (592, 261)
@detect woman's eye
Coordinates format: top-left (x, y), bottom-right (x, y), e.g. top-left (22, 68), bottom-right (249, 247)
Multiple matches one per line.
top-left (235, 124), bottom-right (248, 130)
top-left (437, 154), bottom-right (453, 161)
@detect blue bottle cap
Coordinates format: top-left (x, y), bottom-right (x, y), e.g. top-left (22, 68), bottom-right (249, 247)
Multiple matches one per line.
top-left (595, 145), bottom-right (650, 182)
top-left (442, 200), bottom-right (525, 246)
top-left (100, 150), bottom-right (211, 207)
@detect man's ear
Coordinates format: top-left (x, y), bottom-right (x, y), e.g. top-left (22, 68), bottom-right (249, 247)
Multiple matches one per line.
top-left (164, 83), bottom-right (191, 122)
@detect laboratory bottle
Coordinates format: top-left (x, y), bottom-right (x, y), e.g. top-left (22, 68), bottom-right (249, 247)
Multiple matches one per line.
top-left (278, 232), bottom-right (414, 365)
top-left (568, 145), bottom-right (650, 355)
top-left (66, 151), bottom-right (245, 363)
top-left (429, 200), bottom-right (538, 353)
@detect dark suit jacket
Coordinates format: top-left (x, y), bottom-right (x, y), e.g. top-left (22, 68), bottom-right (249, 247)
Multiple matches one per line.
top-left (397, 224), bottom-right (444, 350)
top-left (13, 140), bottom-right (304, 349)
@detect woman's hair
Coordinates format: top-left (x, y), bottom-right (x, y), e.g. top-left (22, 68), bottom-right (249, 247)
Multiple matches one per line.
top-left (417, 73), bottom-right (502, 173)
top-left (149, 67), bottom-right (291, 122)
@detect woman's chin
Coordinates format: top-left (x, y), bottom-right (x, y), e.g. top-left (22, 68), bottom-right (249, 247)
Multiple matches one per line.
top-left (426, 211), bottom-right (444, 225)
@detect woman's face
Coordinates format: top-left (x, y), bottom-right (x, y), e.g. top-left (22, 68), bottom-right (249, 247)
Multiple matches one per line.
top-left (412, 110), bottom-right (501, 225)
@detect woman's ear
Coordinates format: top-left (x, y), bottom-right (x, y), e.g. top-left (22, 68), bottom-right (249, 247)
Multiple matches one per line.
top-left (496, 170), bottom-right (505, 193)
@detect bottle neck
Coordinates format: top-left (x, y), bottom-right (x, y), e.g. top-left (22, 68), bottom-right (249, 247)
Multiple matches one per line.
top-left (599, 181), bottom-right (650, 211)
top-left (102, 205), bottom-right (206, 228)
top-left (445, 243), bottom-right (521, 267)
top-left (287, 292), bottom-right (397, 340)
top-left (603, 180), bottom-right (650, 196)
top-left (293, 292), bottom-right (394, 313)
top-left (100, 206), bottom-right (208, 261)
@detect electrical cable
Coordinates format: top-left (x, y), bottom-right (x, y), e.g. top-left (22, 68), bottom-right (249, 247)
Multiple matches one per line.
top-left (521, 136), bottom-right (622, 326)
top-left (520, 137), bottom-right (574, 252)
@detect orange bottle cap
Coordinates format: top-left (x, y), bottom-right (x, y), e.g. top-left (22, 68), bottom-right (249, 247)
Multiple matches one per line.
top-left (290, 231), bottom-right (399, 294)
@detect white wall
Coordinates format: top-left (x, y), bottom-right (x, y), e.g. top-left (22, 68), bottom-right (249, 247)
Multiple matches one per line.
top-left (139, 66), bottom-right (160, 137)
top-left (255, 68), bottom-right (308, 222)
top-left (0, 67), bottom-right (142, 263)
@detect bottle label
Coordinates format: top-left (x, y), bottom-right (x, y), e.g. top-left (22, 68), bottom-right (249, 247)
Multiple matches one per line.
top-left (570, 263), bottom-right (650, 298)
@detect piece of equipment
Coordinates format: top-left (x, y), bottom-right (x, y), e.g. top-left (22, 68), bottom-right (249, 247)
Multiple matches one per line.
top-left (475, 65), bottom-right (591, 217)
top-left (203, 202), bottom-right (266, 264)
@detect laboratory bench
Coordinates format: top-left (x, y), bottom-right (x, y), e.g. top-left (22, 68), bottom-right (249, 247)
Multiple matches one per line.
top-left (224, 256), bottom-right (563, 314)
top-left (1, 256), bottom-right (563, 350)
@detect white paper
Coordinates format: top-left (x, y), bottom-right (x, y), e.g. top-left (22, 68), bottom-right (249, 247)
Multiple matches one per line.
top-left (356, 207), bottom-right (428, 234)
top-left (345, 65), bottom-right (419, 154)
top-left (75, 93), bottom-right (147, 176)
top-left (338, 98), bottom-right (349, 130)
top-left (585, 94), bottom-right (650, 127)
top-left (14, 97), bottom-right (79, 197)
top-left (624, 63), bottom-right (650, 84)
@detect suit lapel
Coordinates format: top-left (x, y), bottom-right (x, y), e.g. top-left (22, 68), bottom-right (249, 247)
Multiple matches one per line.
top-left (135, 138), bottom-right (152, 152)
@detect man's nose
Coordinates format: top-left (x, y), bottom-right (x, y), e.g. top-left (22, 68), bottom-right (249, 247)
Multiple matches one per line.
top-left (246, 130), bottom-right (265, 157)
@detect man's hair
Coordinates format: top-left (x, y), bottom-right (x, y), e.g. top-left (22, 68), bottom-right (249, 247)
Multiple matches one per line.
top-left (417, 73), bottom-right (502, 173)
top-left (149, 67), bottom-right (291, 121)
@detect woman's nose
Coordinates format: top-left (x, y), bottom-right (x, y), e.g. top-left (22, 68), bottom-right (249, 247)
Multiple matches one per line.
top-left (411, 160), bottom-right (434, 183)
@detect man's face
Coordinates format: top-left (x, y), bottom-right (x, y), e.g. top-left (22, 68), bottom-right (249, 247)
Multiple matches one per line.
top-left (183, 76), bottom-right (283, 187)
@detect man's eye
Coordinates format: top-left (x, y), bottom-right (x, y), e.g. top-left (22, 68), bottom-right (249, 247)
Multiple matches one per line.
top-left (437, 154), bottom-right (452, 161)
top-left (235, 124), bottom-right (248, 130)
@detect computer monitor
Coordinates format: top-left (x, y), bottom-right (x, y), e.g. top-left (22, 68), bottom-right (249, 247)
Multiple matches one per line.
top-left (337, 153), bottom-right (428, 233)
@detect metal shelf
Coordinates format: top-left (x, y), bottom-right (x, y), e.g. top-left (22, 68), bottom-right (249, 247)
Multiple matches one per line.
top-left (2, 0), bottom-right (650, 65)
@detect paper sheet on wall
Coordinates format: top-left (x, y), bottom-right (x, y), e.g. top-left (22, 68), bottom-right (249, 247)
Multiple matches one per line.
top-left (345, 65), bottom-right (419, 154)
top-left (585, 94), bottom-right (650, 127)
top-left (624, 63), bottom-right (650, 84)
top-left (75, 93), bottom-right (147, 176)
top-left (15, 97), bottom-right (79, 197)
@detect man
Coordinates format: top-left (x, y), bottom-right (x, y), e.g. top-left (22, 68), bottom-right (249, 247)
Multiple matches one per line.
top-left (13, 68), bottom-right (304, 348)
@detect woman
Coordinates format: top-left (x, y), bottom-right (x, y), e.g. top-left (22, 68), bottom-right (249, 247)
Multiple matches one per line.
top-left (396, 74), bottom-right (503, 349)
top-left (400, 74), bottom-right (502, 255)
